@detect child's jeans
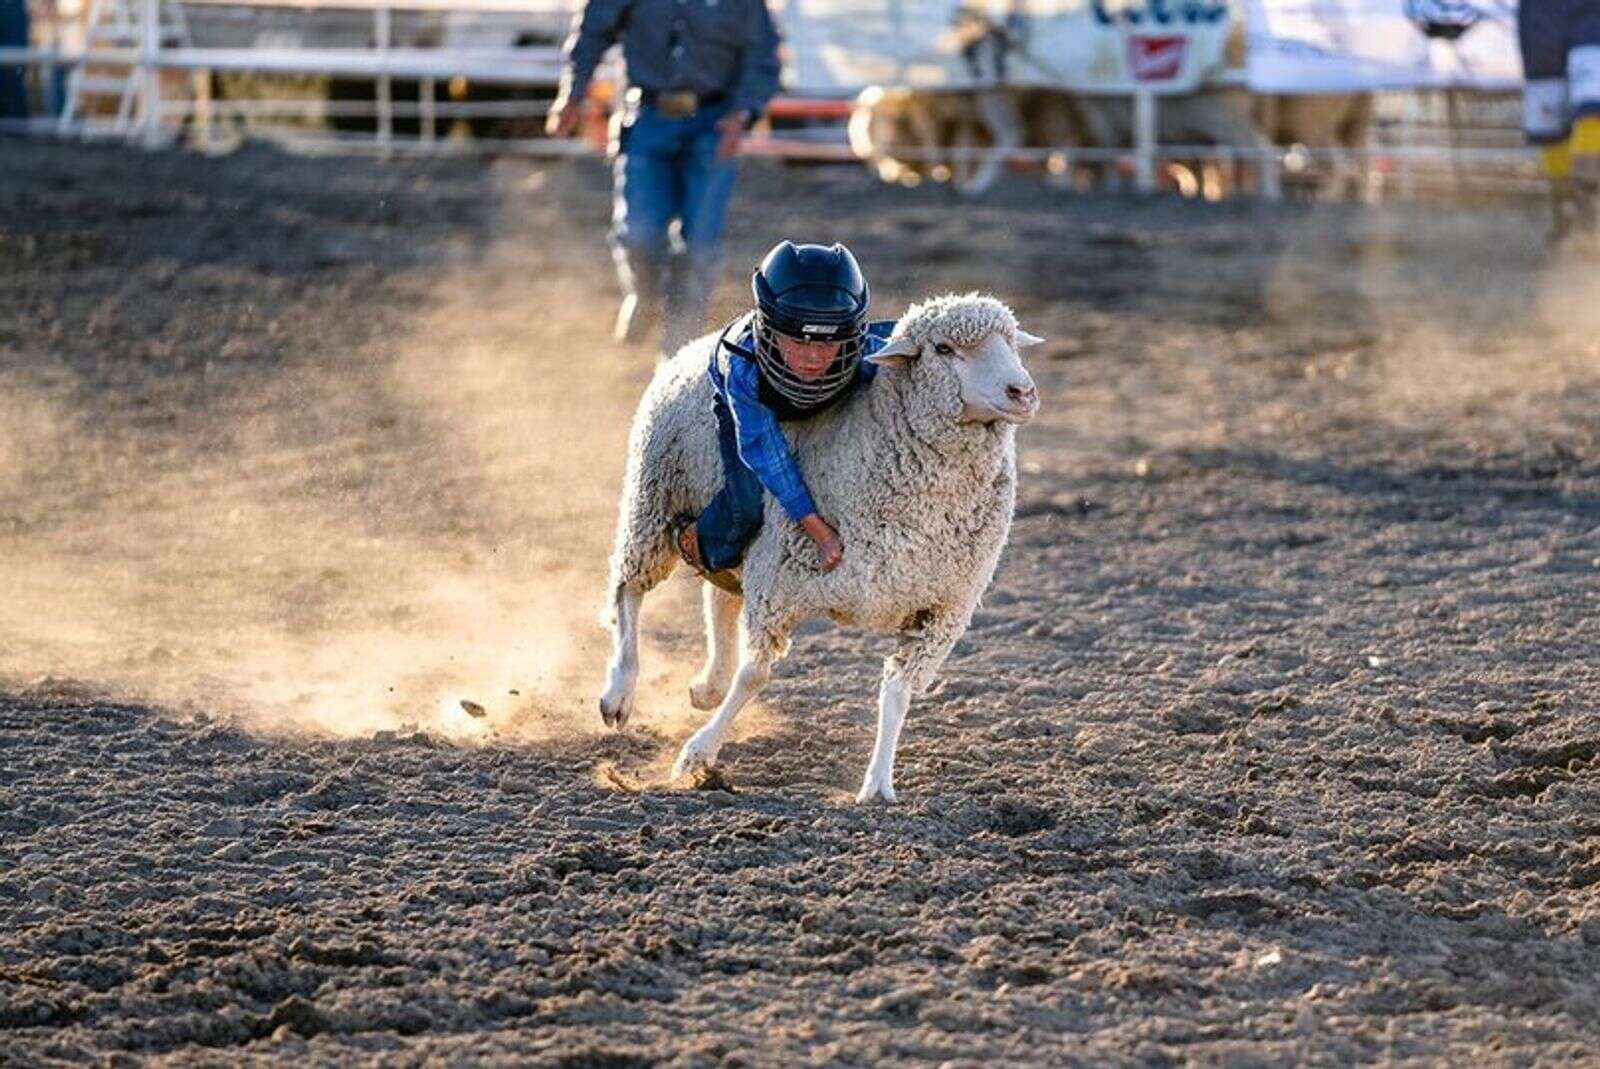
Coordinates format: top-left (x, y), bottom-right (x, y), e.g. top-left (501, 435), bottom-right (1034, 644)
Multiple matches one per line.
top-left (694, 395), bottom-right (765, 571)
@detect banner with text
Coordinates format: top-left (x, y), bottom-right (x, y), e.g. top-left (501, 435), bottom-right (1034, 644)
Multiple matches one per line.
top-left (1245, 0), bottom-right (1522, 93)
top-left (779, 0), bottom-right (1237, 95)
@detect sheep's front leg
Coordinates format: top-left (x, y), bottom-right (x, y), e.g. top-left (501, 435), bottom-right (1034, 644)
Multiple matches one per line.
top-left (598, 584), bottom-right (643, 729)
top-left (858, 669), bottom-right (912, 804)
top-left (689, 584), bottom-right (740, 711)
top-left (858, 613), bottom-right (966, 804)
top-left (672, 653), bottom-right (770, 778)
top-left (674, 600), bottom-right (791, 778)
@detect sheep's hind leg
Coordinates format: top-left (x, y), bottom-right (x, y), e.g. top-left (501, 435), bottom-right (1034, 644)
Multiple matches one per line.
top-left (598, 512), bottom-right (679, 729)
top-left (598, 583), bottom-right (645, 729)
top-left (858, 613), bottom-right (965, 804)
top-left (690, 584), bottom-right (740, 711)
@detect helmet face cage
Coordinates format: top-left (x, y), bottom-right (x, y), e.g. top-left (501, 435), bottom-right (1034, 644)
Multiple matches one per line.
top-left (750, 241), bottom-right (871, 410)
top-left (753, 311), bottom-right (865, 410)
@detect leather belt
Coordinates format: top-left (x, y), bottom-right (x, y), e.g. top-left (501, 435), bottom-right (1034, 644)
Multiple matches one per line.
top-left (630, 87), bottom-right (727, 119)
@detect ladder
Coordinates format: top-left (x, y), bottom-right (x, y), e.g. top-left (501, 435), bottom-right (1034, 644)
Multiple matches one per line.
top-left (60, 0), bottom-right (191, 138)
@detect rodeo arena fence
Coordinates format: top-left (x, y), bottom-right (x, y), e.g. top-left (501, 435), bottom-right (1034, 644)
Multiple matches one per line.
top-left (0, 0), bottom-right (1541, 201)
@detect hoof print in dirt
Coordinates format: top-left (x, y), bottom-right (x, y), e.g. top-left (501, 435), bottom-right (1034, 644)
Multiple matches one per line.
top-left (681, 766), bottom-right (736, 793)
top-left (265, 995), bottom-right (327, 1039)
top-left (987, 796), bottom-right (1057, 837)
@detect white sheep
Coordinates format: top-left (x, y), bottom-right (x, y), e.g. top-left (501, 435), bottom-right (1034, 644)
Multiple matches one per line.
top-left (847, 85), bottom-right (992, 190)
top-left (597, 293), bottom-right (1042, 802)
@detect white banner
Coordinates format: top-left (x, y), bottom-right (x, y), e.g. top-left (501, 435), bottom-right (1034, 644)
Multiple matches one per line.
top-left (1245, 0), bottom-right (1523, 92)
top-left (779, 0), bottom-right (1237, 95)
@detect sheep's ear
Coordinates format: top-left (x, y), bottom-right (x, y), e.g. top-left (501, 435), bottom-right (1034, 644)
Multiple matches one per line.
top-left (1015, 329), bottom-right (1045, 348)
top-left (866, 336), bottom-right (921, 368)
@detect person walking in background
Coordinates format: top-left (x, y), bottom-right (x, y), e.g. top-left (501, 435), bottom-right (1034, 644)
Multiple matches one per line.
top-left (546, 0), bottom-right (782, 359)
top-left (1519, 0), bottom-right (1600, 249)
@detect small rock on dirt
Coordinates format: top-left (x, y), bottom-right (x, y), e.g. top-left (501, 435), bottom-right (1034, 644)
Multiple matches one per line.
top-left (266, 995), bottom-right (327, 1038)
top-left (212, 842), bottom-right (249, 863)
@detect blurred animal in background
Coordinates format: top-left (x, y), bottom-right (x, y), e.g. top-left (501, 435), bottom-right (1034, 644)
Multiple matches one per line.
top-left (848, 82), bottom-right (1374, 201)
top-left (1252, 92), bottom-right (1377, 202)
top-left (847, 84), bottom-right (1092, 195)
top-left (846, 16), bottom-right (1374, 202)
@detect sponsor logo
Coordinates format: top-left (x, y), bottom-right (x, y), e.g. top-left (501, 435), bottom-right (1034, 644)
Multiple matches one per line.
top-left (1129, 35), bottom-right (1186, 81)
top-left (1092, 0), bottom-right (1226, 27)
top-left (802, 324), bottom-right (837, 335)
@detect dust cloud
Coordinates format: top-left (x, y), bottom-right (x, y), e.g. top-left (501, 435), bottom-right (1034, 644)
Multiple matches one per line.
top-left (1259, 207), bottom-right (1600, 450)
top-left (0, 222), bottom-right (698, 743)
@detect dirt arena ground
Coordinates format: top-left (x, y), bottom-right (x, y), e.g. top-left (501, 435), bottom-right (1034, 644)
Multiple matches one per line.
top-left (2, 141), bottom-right (1598, 1067)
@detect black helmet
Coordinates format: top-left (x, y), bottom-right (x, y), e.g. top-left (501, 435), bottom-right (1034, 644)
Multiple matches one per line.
top-left (751, 241), bottom-right (870, 410)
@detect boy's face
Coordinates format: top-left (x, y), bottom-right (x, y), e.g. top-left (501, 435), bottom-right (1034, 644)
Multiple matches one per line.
top-left (775, 333), bottom-right (843, 382)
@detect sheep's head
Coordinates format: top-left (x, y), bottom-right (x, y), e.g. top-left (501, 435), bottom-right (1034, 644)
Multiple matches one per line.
top-left (867, 293), bottom-right (1042, 426)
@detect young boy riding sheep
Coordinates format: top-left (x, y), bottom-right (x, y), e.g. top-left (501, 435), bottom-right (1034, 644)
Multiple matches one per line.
top-left (600, 240), bottom-right (1042, 802)
top-left (673, 241), bottom-right (890, 590)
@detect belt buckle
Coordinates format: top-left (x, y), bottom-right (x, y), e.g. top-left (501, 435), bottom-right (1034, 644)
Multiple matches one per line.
top-left (657, 90), bottom-right (698, 119)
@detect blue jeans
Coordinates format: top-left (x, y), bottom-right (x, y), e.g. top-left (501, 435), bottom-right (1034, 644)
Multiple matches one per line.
top-left (0, 0), bottom-right (28, 120)
top-left (1521, 0), bottom-right (1600, 139)
top-left (695, 394), bottom-right (764, 571)
top-left (611, 101), bottom-right (740, 354)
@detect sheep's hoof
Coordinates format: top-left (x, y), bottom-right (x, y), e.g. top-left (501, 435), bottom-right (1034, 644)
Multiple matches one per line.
top-left (688, 677), bottom-right (726, 711)
top-left (855, 778), bottom-right (897, 805)
top-left (671, 736), bottom-right (718, 780)
top-left (597, 694), bottom-right (632, 730)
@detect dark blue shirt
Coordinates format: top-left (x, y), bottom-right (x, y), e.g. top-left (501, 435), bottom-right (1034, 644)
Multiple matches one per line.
top-left (559, 0), bottom-right (782, 119)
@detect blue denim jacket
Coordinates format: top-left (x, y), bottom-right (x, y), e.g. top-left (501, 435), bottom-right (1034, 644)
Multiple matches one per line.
top-left (709, 320), bottom-right (895, 522)
top-left (559, 0), bottom-right (782, 119)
